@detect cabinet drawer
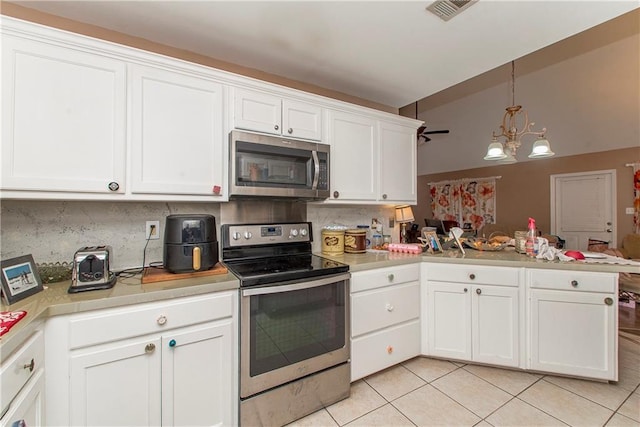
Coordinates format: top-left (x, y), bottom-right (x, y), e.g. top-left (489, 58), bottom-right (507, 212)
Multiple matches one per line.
top-left (0, 330), bottom-right (44, 414)
top-left (351, 320), bottom-right (420, 381)
top-left (528, 269), bottom-right (616, 293)
top-left (69, 291), bottom-right (235, 349)
top-left (426, 264), bottom-right (519, 287)
top-left (351, 264), bottom-right (419, 293)
top-left (351, 282), bottom-right (420, 337)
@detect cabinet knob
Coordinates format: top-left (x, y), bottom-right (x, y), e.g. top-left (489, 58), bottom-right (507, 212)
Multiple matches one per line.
top-left (469, 273), bottom-right (476, 280)
top-left (571, 280), bottom-right (578, 287)
top-left (385, 303), bottom-right (395, 312)
top-left (274, 124), bottom-right (279, 131)
top-left (157, 315), bottom-right (167, 326)
top-left (388, 273), bottom-right (394, 282)
top-left (145, 343), bottom-right (156, 353)
top-left (22, 358), bottom-right (35, 372)
top-left (386, 345), bottom-right (393, 354)
top-left (382, 194), bottom-right (388, 199)
top-left (333, 190), bottom-right (340, 199)
top-left (287, 128), bottom-right (293, 134)
top-left (169, 339), bottom-right (177, 347)
top-left (604, 297), bottom-right (614, 306)
top-left (108, 181), bottom-right (120, 192)
top-left (476, 288), bottom-right (482, 295)
top-left (464, 288), bottom-right (468, 292)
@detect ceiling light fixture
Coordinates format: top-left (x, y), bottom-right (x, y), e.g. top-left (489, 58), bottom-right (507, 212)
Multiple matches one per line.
top-left (484, 61), bottom-right (554, 163)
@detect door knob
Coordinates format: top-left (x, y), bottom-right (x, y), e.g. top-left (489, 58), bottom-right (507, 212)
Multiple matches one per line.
top-left (606, 229), bottom-right (612, 233)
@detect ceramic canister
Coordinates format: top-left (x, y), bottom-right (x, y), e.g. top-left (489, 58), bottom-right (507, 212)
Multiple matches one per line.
top-left (321, 229), bottom-right (345, 255)
top-left (344, 229), bottom-right (367, 254)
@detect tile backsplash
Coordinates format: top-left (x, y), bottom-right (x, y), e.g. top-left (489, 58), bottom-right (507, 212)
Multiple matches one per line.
top-left (0, 200), bottom-right (398, 271)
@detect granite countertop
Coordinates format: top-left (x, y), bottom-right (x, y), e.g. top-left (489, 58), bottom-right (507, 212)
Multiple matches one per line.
top-left (0, 271), bottom-right (240, 358)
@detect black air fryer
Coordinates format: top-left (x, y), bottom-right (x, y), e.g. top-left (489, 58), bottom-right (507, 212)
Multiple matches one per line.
top-left (163, 214), bottom-right (218, 273)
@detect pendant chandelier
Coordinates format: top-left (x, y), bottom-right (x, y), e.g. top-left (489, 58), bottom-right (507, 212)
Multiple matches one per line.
top-left (484, 61), bottom-right (554, 163)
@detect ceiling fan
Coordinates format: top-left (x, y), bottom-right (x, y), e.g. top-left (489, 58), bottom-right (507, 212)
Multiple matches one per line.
top-left (414, 101), bottom-right (450, 144)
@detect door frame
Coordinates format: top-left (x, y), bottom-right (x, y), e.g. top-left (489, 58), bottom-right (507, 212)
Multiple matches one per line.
top-left (550, 169), bottom-right (617, 248)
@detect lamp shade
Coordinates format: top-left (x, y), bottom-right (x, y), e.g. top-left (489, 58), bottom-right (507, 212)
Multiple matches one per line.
top-left (395, 206), bottom-right (414, 223)
top-left (484, 142), bottom-right (507, 160)
top-left (498, 147), bottom-right (517, 164)
top-left (528, 138), bottom-right (555, 158)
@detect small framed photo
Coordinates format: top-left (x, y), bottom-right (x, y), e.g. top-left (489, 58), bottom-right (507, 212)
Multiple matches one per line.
top-left (1, 255), bottom-right (43, 305)
top-left (423, 230), bottom-right (442, 254)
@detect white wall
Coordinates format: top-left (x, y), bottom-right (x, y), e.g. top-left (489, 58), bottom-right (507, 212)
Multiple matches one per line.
top-left (416, 27), bottom-right (639, 175)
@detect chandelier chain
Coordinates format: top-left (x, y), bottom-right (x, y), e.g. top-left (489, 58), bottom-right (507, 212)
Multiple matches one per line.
top-left (511, 61), bottom-right (515, 106)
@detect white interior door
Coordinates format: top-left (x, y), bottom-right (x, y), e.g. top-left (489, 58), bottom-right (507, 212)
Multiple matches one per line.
top-left (551, 170), bottom-right (616, 251)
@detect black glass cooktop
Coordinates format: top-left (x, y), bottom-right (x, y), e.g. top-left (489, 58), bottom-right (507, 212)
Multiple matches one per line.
top-left (224, 254), bottom-right (349, 287)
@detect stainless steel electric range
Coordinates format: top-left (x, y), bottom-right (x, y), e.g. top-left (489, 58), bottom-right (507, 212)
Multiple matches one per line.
top-left (221, 222), bottom-right (351, 426)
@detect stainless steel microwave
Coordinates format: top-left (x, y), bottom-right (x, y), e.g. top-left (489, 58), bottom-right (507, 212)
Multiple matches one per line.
top-left (229, 130), bottom-right (330, 199)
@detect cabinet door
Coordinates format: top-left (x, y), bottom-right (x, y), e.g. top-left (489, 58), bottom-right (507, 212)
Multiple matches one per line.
top-left (161, 320), bottom-right (234, 427)
top-left (0, 369), bottom-right (44, 427)
top-left (1, 36), bottom-right (126, 194)
top-left (327, 110), bottom-right (378, 201)
top-left (427, 282), bottom-right (471, 360)
top-left (378, 121), bottom-right (417, 203)
top-left (70, 337), bottom-right (162, 426)
top-left (234, 88), bottom-right (282, 135)
top-left (472, 285), bottom-right (519, 367)
top-left (529, 289), bottom-right (616, 380)
top-left (130, 65), bottom-right (225, 197)
top-left (282, 99), bottom-right (323, 140)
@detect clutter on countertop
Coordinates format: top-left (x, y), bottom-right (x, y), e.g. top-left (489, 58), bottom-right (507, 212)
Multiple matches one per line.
top-left (0, 310), bottom-right (27, 337)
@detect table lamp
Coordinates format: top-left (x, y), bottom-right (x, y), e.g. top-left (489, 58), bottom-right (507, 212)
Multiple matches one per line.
top-left (395, 206), bottom-right (415, 243)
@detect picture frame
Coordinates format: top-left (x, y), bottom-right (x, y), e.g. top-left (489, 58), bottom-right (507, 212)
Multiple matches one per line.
top-left (1, 255), bottom-right (43, 305)
top-left (423, 230), bottom-right (442, 254)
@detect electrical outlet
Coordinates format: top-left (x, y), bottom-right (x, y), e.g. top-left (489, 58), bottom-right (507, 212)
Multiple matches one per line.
top-left (626, 207), bottom-right (635, 215)
top-left (145, 220), bottom-right (160, 240)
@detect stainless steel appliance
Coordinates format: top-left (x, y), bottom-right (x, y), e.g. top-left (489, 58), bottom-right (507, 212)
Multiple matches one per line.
top-left (229, 130), bottom-right (330, 199)
top-left (221, 222), bottom-right (350, 426)
top-left (163, 214), bottom-right (218, 273)
top-left (68, 246), bottom-right (117, 293)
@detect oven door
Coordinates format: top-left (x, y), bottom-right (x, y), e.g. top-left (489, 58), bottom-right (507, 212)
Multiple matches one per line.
top-left (240, 273), bottom-right (350, 399)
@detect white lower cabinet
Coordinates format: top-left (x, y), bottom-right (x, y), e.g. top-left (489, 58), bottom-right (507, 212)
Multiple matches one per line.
top-left (528, 269), bottom-right (617, 380)
top-left (46, 291), bottom-right (238, 426)
top-left (350, 264), bottom-right (421, 381)
top-left (425, 264), bottom-right (521, 368)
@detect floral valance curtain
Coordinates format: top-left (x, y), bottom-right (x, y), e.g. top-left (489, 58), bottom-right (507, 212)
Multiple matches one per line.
top-left (429, 178), bottom-right (497, 230)
top-left (633, 162), bottom-right (640, 234)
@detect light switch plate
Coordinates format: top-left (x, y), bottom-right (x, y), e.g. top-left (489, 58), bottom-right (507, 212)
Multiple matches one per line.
top-left (626, 207), bottom-right (635, 215)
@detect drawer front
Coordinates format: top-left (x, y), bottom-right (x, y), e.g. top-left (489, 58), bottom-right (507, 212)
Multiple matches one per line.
top-left (528, 269), bottom-right (616, 293)
top-left (351, 320), bottom-right (420, 381)
top-left (351, 282), bottom-right (420, 337)
top-left (0, 330), bottom-right (44, 414)
top-left (351, 264), bottom-right (420, 293)
top-left (69, 291), bottom-right (235, 349)
top-left (426, 264), bottom-right (519, 287)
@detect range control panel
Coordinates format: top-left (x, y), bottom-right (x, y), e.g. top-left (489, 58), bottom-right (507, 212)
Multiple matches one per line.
top-left (224, 222), bottom-right (311, 247)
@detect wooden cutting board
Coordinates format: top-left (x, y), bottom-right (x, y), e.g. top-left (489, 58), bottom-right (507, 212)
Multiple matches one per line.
top-left (141, 263), bottom-right (228, 284)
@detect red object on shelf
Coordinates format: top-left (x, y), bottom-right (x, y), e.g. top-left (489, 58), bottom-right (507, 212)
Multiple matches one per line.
top-left (0, 311), bottom-right (27, 337)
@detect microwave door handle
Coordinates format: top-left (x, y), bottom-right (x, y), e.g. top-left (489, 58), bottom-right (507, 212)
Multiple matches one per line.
top-left (311, 150), bottom-right (320, 190)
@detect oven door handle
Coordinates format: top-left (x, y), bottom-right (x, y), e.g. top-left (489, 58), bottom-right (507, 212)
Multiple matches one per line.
top-left (311, 150), bottom-right (320, 190)
top-left (242, 272), bottom-right (350, 296)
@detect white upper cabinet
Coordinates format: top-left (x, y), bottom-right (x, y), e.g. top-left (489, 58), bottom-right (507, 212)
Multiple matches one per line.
top-left (327, 110), bottom-right (378, 201)
top-left (233, 88), bottom-right (323, 141)
top-left (1, 35), bottom-right (127, 195)
top-left (130, 64), bottom-right (226, 198)
top-left (379, 121), bottom-right (417, 203)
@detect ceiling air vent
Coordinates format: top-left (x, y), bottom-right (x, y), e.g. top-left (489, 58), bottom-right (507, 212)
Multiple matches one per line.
top-left (426, 0), bottom-right (477, 21)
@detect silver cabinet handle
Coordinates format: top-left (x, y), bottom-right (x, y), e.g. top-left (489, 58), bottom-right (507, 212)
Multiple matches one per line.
top-left (157, 315), bottom-right (167, 326)
top-left (333, 191), bottom-right (340, 199)
top-left (476, 288), bottom-right (481, 295)
top-left (604, 297), bottom-right (614, 305)
top-left (469, 274), bottom-right (476, 280)
top-left (274, 124), bottom-right (279, 131)
top-left (145, 343), bottom-right (156, 353)
top-left (22, 358), bottom-right (35, 372)
top-left (571, 280), bottom-right (578, 287)
top-left (388, 274), bottom-right (394, 282)
top-left (287, 128), bottom-right (293, 134)
top-left (108, 182), bottom-right (120, 191)
top-left (385, 303), bottom-right (394, 312)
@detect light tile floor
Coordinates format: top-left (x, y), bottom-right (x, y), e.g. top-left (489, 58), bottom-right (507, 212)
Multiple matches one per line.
top-left (288, 332), bottom-right (640, 427)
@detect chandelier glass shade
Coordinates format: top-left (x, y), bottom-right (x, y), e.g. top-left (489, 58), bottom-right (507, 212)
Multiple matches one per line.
top-left (485, 61), bottom-right (554, 162)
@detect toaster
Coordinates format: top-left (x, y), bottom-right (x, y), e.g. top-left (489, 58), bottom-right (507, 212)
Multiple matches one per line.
top-left (68, 245), bottom-right (117, 293)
